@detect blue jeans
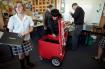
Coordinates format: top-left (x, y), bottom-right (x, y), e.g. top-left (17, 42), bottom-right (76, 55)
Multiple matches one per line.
top-left (71, 25), bottom-right (83, 50)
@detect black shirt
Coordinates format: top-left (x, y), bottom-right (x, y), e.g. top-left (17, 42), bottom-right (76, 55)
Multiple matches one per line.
top-left (71, 6), bottom-right (85, 25)
top-left (43, 10), bottom-right (52, 27)
top-left (48, 18), bottom-right (59, 35)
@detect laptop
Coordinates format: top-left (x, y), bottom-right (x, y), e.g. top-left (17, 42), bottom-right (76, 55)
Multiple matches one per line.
top-left (0, 32), bottom-right (23, 46)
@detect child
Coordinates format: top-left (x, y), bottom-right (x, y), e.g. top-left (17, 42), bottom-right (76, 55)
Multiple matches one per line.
top-left (7, 1), bottom-right (34, 69)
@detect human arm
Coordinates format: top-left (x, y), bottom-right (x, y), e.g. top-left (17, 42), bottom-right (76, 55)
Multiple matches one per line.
top-left (7, 17), bottom-right (14, 32)
top-left (70, 9), bottom-right (79, 18)
top-left (20, 26), bottom-right (33, 36)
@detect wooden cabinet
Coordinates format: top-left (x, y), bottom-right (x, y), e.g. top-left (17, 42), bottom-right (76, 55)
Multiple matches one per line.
top-left (31, 0), bottom-right (57, 14)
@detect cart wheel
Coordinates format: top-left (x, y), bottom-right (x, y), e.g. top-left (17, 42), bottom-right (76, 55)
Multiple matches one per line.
top-left (39, 56), bottom-right (43, 60)
top-left (51, 58), bottom-right (61, 67)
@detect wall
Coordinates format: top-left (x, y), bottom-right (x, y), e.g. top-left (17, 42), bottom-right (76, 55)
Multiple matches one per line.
top-left (58, 0), bottom-right (105, 25)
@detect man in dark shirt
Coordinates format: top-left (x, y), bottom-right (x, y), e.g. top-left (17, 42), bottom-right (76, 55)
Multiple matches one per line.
top-left (71, 3), bottom-right (85, 50)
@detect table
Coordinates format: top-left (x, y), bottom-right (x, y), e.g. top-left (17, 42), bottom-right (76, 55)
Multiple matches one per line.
top-left (33, 19), bottom-right (44, 27)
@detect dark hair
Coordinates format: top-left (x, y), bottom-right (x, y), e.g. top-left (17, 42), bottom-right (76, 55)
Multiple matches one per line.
top-left (47, 4), bottom-right (53, 8)
top-left (51, 9), bottom-right (62, 18)
top-left (72, 3), bottom-right (78, 7)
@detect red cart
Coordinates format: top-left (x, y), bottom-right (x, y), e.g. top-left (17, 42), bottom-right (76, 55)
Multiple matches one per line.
top-left (38, 20), bottom-right (68, 66)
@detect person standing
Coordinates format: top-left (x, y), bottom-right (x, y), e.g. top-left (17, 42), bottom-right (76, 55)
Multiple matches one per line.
top-left (70, 3), bottom-right (85, 50)
top-left (43, 4), bottom-right (53, 34)
top-left (7, 1), bottom-right (34, 69)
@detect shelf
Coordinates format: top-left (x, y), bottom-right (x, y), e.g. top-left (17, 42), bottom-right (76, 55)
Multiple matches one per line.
top-left (31, 0), bottom-right (56, 14)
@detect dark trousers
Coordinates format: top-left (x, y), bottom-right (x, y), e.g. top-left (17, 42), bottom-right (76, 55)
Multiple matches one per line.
top-left (71, 25), bottom-right (83, 50)
top-left (78, 30), bottom-right (88, 46)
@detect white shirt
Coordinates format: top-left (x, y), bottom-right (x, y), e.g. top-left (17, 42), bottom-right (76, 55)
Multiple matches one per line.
top-left (7, 14), bottom-right (34, 40)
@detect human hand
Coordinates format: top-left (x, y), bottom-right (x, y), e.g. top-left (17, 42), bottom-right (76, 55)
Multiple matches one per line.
top-left (19, 32), bottom-right (25, 36)
top-left (19, 32), bottom-right (27, 36)
top-left (70, 11), bottom-right (73, 15)
top-left (52, 34), bottom-right (56, 37)
top-left (70, 12), bottom-right (73, 15)
top-left (44, 26), bottom-right (47, 30)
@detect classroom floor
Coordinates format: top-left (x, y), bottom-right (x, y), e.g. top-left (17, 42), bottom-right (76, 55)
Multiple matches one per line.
top-left (0, 28), bottom-right (105, 69)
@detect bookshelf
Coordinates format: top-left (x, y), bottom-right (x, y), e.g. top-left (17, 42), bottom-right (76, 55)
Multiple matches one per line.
top-left (31, 0), bottom-right (57, 14)
top-left (12, 0), bottom-right (57, 14)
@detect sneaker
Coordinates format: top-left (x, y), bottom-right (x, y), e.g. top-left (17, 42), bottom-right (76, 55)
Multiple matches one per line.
top-left (102, 58), bottom-right (105, 63)
top-left (91, 56), bottom-right (101, 61)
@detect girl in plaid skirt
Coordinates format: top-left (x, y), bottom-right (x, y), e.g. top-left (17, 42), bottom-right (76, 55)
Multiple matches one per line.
top-left (7, 1), bottom-right (34, 69)
top-left (92, 25), bottom-right (105, 63)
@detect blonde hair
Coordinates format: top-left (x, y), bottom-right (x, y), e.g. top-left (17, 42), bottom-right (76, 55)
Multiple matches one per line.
top-left (14, 1), bottom-right (26, 12)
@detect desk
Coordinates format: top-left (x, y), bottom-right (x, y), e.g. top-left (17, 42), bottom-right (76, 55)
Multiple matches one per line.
top-left (33, 19), bottom-right (44, 27)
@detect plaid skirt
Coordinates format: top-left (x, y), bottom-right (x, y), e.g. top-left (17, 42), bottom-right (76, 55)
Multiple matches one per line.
top-left (11, 40), bottom-right (32, 55)
top-left (98, 36), bottom-right (105, 48)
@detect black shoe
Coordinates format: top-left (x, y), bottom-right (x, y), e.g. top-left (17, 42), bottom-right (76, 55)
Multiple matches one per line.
top-left (91, 56), bottom-right (100, 61)
top-left (25, 56), bottom-right (35, 67)
top-left (20, 59), bottom-right (26, 69)
top-left (102, 58), bottom-right (105, 63)
top-left (71, 48), bottom-right (78, 51)
top-left (27, 62), bottom-right (35, 67)
top-left (21, 66), bottom-right (26, 69)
